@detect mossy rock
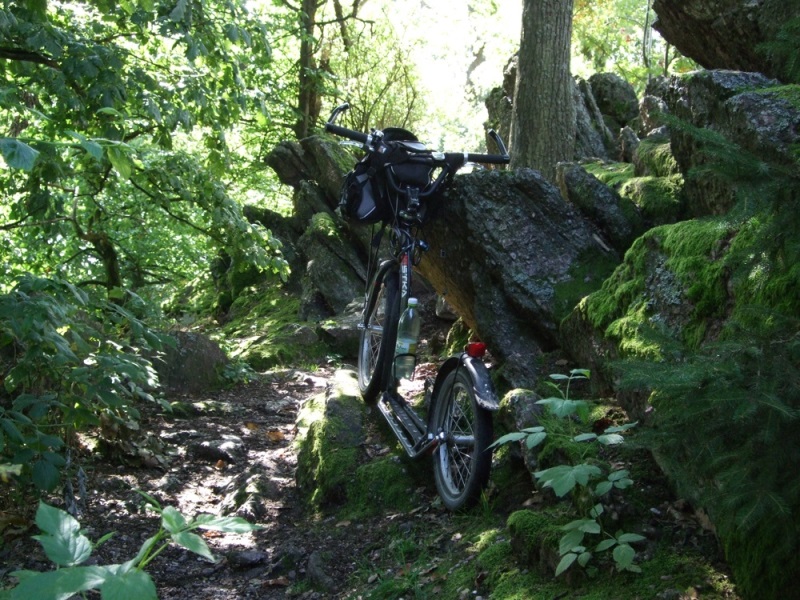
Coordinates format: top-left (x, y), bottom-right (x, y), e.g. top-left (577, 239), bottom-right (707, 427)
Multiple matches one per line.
top-left (633, 135), bottom-right (680, 178)
top-left (219, 283), bottom-right (328, 370)
top-left (584, 161), bottom-right (635, 190)
top-left (346, 456), bottom-right (419, 518)
top-left (295, 369), bottom-right (367, 510)
top-left (506, 509), bottom-right (567, 576)
top-left (619, 174), bottom-right (685, 225)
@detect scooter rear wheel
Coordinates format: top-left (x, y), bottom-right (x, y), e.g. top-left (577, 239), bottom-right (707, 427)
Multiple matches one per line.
top-left (431, 367), bottom-right (493, 510)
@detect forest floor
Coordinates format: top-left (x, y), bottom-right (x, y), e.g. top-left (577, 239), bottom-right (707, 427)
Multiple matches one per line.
top-left (0, 358), bottom-right (740, 600)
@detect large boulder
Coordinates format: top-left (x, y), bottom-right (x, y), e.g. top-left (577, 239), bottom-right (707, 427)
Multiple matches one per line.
top-left (153, 331), bottom-right (228, 394)
top-left (653, 0), bottom-right (800, 83)
top-left (574, 77), bottom-right (616, 160)
top-left (420, 168), bottom-right (619, 388)
top-left (556, 162), bottom-right (645, 253)
top-left (588, 73), bottom-right (640, 131)
top-left (297, 212), bottom-right (367, 320)
top-left (664, 70), bottom-right (799, 216)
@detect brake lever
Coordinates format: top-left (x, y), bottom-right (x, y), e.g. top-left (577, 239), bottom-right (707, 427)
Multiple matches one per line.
top-left (488, 129), bottom-right (510, 159)
top-left (327, 102), bottom-right (350, 125)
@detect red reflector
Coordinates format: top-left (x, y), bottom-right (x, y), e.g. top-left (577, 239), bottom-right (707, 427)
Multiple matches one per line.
top-left (466, 342), bottom-right (487, 358)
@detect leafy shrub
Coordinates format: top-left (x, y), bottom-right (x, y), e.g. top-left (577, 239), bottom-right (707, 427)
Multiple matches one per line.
top-left (0, 275), bottom-right (166, 493)
top-left (4, 496), bottom-right (260, 599)
top-left (491, 370), bottom-right (643, 576)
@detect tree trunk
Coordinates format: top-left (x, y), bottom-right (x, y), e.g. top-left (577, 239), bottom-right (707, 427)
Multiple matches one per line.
top-left (509, 0), bottom-right (576, 183)
top-left (295, 0), bottom-right (322, 139)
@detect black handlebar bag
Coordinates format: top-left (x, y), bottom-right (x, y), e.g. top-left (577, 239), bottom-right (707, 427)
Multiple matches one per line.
top-left (339, 132), bottom-right (436, 225)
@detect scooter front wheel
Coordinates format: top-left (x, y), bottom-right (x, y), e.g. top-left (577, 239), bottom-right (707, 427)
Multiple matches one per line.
top-left (357, 267), bottom-right (399, 404)
top-left (431, 367), bottom-right (493, 510)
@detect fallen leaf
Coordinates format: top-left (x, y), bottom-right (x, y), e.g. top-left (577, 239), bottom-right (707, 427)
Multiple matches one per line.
top-left (267, 430), bottom-right (285, 442)
top-left (215, 459), bottom-right (227, 470)
top-left (245, 422), bottom-right (259, 431)
top-left (264, 576), bottom-right (291, 587)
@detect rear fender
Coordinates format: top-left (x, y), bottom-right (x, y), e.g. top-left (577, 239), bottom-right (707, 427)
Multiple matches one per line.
top-left (429, 354), bottom-right (500, 421)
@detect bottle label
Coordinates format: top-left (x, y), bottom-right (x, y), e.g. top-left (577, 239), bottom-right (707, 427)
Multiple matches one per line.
top-left (396, 337), bottom-right (416, 355)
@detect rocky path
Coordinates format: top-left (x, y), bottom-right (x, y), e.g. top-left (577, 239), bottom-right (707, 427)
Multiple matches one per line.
top-left (1, 362), bottom-right (738, 600)
top-left (1, 367), bottom-right (473, 599)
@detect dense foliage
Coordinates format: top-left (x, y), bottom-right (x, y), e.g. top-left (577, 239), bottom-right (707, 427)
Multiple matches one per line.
top-left (615, 120), bottom-right (800, 598)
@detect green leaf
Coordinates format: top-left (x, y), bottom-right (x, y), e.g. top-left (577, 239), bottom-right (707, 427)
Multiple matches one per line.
top-left (35, 502), bottom-right (79, 537)
top-left (570, 368), bottom-right (590, 379)
top-left (106, 147), bottom-right (132, 179)
top-left (595, 538), bottom-right (617, 552)
top-left (594, 480), bottom-right (613, 496)
top-left (521, 426), bottom-right (545, 433)
top-left (135, 490), bottom-right (162, 512)
top-left (536, 397), bottom-right (589, 419)
top-left (170, 0), bottom-right (188, 21)
top-left (562, 518), bottom-right (601, 534)
top-left (171, 531), bottom-right (215, 562)
top-left (616, 532), bottom-right (646, 544)
top-left (612, 543), bottom-right (636, 570)
top-left (536, 463), bottom-right (603, 497)
top-left (9, 566), bottom-right (110, 600)
top-left (99, 569), bottom-right (157, 600)
top-left (35, 531), bottom-right (92, 567)
top-left (603, 422), bottom-right (638, 434)
top-left (597, 433), bottom-right (624, 445)
top-left (96, 107), bottom-right (124, 118)
top-left (526, 431), bottom-right (547, 449)
top-left (577, 551), bottom-right (592, 567)
top-left (559, 529), bottom-right (585, 555)
top-left (589, 503), bottom-right (604, 519)
top-left (573, 433), bottom-right (597, 442)
top-left (555, 552), bottom-right (578, 576)
top-left (487, 431), bottom-right (527, 449)
top-left (161, 506), bottom-right (189, 533)
top-left (608, 469), bottom-right (630, 482)
top-left (0, 138), bottom-right (39, 171)
top-left (33, 504), bottom-right (92, 567)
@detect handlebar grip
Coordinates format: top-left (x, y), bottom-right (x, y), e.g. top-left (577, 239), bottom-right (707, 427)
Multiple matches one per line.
top-left (466, 153), bottom-right (511, 165)
top-left (324, 122), bottom-right (369, 144)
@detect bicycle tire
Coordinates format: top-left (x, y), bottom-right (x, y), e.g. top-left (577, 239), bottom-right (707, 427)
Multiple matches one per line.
top-left (431, 367), bottom-right (494, 510)
top-left (357, 266), bottom-right (400, 403)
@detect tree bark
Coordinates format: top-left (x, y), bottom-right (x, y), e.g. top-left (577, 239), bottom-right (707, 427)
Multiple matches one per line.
top-left (509, 0), bottom-right (576, 183)
top-left (295, 0), bottom-right (323, 139)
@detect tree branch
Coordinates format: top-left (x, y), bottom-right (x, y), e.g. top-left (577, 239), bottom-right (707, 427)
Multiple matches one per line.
top-left (0, 47), bottom-right (59, 69)
top-left (0, 216), bottom-right (72, 232)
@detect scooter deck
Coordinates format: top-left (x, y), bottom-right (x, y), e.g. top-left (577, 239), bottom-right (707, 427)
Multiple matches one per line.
top-left (377, 391), bottom-right (438, 458)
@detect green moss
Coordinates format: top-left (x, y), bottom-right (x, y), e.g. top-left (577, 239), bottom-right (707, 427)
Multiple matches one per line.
top-left (346, 456), bottom-right (417, 518)
top-left (506, 508), bottom-right (566, 568)
top-left (445, 318), bottom-right (471, 356)
top-left (294, 371), bottom-right (367, 511)
top-left (553, 249), bottom-right (619, 323)
top-left (725, 212), bottom-right (800, 328)
top-left (619, 174), bottom-right (684, 224)
top-left (216, 283), bottom-right (327, 370)
top-left (308, 210), bottom-right (340, 237)
top-left (583, 161), bottom-right (635, 189)
top-left (756, 84), bottom-right (800, 110)
top-left (635, 136), bottom-right (680, 177)
top-left (583, 218), bottom-right (734, 356)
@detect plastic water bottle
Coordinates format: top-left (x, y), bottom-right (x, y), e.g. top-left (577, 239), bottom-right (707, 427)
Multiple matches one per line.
top-left (394, 298), bottom-right (421, 380)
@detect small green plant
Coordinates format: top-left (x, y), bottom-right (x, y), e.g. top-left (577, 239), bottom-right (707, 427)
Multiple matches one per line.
top-left (3, 493), bottom-right (262, 599)
top-left (491, 369), bottom-right (644, 576)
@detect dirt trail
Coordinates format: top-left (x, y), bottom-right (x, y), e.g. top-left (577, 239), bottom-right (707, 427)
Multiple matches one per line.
top-left (0, 367), bottom-right (468, 599)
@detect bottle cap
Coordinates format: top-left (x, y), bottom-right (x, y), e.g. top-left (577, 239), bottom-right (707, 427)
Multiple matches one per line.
top-left (408, 297), bottom-right (418, 306)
